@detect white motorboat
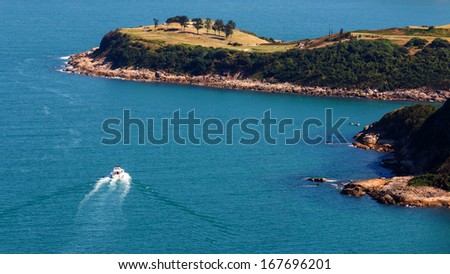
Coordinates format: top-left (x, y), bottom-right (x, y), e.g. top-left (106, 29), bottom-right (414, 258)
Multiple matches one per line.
top-left (110, 166), bottom-right (125, 180)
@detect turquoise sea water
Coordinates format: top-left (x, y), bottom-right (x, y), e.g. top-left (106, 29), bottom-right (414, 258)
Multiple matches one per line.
top-left (1, 0), bottom-right (450, 253)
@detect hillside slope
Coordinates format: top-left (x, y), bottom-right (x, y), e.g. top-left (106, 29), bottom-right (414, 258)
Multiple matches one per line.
top-left (94, 28), bottom-right (450, 92)
top-left (354, 100), bottom-right (450, 190)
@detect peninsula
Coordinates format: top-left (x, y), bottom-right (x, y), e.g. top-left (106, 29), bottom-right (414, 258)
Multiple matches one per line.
top-left (65, 16), bottom-right (450, 102)
top-left (344, 100), bottom-right (450, 207)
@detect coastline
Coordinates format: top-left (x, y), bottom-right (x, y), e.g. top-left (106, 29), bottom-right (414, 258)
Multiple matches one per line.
top-left (341, 177), bottom-right (450, 207)
top-left (345, 101), bottom-right (450, 208)
top-left (64, 49), bottom-right (450, 103)
top-left (65, 49), bottom-right (450, 208)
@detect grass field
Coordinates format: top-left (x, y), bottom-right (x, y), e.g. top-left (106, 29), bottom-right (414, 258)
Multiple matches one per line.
top-left (119, 22), bottom-right (450, 53)
top-left (352, 25), bottom-right (450, 46)
top-left (120, 23), bottom-right (298, 53)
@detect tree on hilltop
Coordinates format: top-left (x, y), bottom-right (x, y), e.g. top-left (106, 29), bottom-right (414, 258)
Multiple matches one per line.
top-left (153, 18), bottom-right (159, 29)
top-left (227, 20), bottom-right (236, 30)
top-left (224, 20), bottom-right (236, 39)
top-left (179, 15), bottom-right (189, 31)
top-left (165, 16), bottom-right (177, 24)
top-left (192, 18), bottom-right (204, 34)
top-left (165, 15), bottom-right (190, 30)
top-left (205, 18), bottom-right (212, 34)
top-left (213, 19), bottom-right (224, 36)
top-left (339, 28), bottom-right (344, 42)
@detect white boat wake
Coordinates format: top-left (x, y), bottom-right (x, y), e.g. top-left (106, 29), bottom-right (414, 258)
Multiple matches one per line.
top-left (79, 169), bottom-right (131, 209)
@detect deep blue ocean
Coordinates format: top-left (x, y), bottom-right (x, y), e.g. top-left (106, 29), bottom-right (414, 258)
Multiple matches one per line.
top-left (1, 0), bottom-right (450, 253)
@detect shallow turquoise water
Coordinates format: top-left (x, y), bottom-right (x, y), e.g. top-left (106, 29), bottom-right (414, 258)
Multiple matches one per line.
top-left (1, 0), bottom-right (450, 253)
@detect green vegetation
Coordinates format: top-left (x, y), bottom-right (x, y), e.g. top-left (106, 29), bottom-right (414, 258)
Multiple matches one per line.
top-left (366, 104), bottom-right (438, 143)
top-left (205, 18), bottom-right (212, 34)
top-left (192, 18), bottom-right (203, 34)
top-left (213, 19), bottom-right (224, 36)
top-left (96, 31), bottom-right (450, 91)
top-left (405, 37), bottom-right (428, 48)
top-left (407, 99), bottom-right (450, 174)
top-left (94, 18), bottom-right (450, 90)
top-left (409, 173), bottom-right (450, 191)
top-left (355, 26), bottom-right (450, 38)
top-left (166, 15), bottom-right (189, 30)
top-left (428, 38), bottom-right (450, 48)
top-left (352, 25), bottom-right (450, 46)
top-left (224, 20), bottom-right (236, 38)
top-left (357, 100), bottom-right (450, 191)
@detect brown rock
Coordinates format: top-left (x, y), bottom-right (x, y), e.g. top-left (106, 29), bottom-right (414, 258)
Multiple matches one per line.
top-left (362, 133), bottom-right (378, 145)
top-left (307, 177), bottom-right (328, 183)
top-left (352, 142), bottom-right (370, 150)
top-left (342, 176), bottom-right (450, 208)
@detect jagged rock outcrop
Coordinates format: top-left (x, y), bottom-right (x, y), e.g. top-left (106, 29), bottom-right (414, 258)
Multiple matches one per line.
top-left (342, 176), bottom-right (450, 207)
top-left (341, 178), bottom-right (388, 197)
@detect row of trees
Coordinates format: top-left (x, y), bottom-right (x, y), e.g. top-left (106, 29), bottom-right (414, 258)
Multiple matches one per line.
top-left (151, 16), bottom-right (236, 38)
top-left (165, 15), bottom-right (189, 30)
top-left (209, 18), bottom-right (236, 38)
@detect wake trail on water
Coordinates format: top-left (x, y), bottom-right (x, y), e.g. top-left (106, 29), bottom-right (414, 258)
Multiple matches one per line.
top-left (116, 173), bottom-right (132, 206)
top-left (79, 172), bottom-right (132, 210)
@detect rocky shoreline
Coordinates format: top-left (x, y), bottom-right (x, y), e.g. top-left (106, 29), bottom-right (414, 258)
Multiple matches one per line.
top-left (342, 177), bottom-right (450, 207)
top-left (345, 101), bottom-right (450, 208)
top-left (64, 49), bottom-right (450, 102)
top-left (352, 130), bottom-right (394, 153)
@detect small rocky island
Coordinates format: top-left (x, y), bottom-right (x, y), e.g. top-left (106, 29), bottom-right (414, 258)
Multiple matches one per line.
top-left (344, 100), bottom-right (450, 207)
top-left (65, 16), bottom-right (450, 102)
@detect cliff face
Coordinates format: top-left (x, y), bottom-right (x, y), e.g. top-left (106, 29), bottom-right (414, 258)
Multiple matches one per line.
top-left (353, 104), bottom-right (437, 153)
top-left (354, 100), bottom-right (450, 175)
top-left (349, 100), bottom-right (450, 197)
top-left (404, 100), bottom-right (450, 173)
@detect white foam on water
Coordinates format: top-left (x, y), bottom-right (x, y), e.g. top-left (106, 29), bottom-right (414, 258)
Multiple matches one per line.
top-left (79, 176), bottom-right (110, 209)
top-left (118, 172), bottom-right (132, 205)
top-left (59, 56), bottom-right (71, 60)
top-left (79, 172), bottom-right (132, 210)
